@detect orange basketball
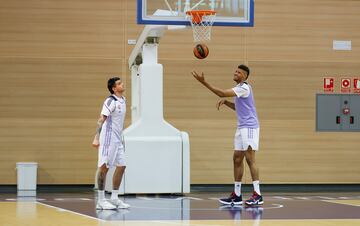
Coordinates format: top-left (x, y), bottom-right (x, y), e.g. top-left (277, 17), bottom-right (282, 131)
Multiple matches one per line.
top-left (193, 43), bottom-right (209, 59)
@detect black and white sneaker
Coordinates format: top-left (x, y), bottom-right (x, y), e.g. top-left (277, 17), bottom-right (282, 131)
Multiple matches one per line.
top-left (219, 192), bottom-right (243, 205)
top-left (245, 191), bottom-right (264, 206)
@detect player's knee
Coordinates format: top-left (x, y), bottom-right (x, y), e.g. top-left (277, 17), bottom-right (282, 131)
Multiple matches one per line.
top-left (246, 158), bottom-right (256, 167)
top-left (99, 164), bottom-right (109, 173)
top-left (233, 154), bottom-right (242, 166)
top-left (117, 165), bottom-right (126, 170)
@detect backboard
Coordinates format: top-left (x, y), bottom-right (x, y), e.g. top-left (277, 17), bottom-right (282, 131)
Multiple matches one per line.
top-left (138, 0), bottom-right (254, 27)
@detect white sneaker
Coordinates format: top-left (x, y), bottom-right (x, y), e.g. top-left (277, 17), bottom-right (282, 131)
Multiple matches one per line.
top-left (109, 199), bottom-right (130, 209)
top-left (96, 199), bottom-right (117, 210)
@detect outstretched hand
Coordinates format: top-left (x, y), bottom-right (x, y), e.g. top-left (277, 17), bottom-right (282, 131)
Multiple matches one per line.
top-left (191, 71), bottom-right (205, 83)
top-left (216, 99), bottom-right (227, 110)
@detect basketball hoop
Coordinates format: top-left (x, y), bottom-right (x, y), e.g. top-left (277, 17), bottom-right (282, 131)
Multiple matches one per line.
top-left (186, 10), bottom-right (216, 42)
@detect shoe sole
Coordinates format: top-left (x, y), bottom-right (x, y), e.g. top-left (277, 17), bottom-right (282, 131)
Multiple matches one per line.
top-left (96, 207), bottom-right (117, 210)
top-left (245, 201), bottom-right (264, 206)
top-left (108, 200), bottom-right (130, 209)
top-left (219, 200), bottom-right (243, 205)
top-left (96, 205), bottom-right (117, 210)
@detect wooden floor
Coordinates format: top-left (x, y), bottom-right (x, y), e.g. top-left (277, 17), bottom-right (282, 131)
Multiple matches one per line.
top-left (1, 192), bottom-right (359, 226)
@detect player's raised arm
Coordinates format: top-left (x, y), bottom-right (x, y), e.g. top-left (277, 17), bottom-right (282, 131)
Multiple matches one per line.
top-left (191, 71), bottom-right (236, 98)
top-left (92, 115), bottom-right (107, 148)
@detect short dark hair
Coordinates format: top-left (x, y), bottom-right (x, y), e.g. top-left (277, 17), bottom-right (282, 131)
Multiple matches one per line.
top-left (238, 64), bottom-right (250, 78)
top-left (107, 77), bottom-right (121, 94)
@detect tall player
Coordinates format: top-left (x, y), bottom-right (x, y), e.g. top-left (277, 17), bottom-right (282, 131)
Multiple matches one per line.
top-left (192, 65), bottom-right (263, 206)
top-left (92, 77), bottom-right (130, 210)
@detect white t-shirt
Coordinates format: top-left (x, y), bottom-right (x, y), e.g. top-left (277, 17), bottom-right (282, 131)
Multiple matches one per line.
top-left (232, 83), bottom-right (250, 98)
top-left (99, 95), bottom-right (126, 145)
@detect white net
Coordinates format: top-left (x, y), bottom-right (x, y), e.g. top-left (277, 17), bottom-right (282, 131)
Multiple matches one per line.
top-left (186, 11), bottom-right (216, 42)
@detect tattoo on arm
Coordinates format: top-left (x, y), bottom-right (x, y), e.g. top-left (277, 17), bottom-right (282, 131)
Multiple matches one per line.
top-left (95, 120), bottom-right (103, 136)
top-left (95, 116), bottom-right (106, 136)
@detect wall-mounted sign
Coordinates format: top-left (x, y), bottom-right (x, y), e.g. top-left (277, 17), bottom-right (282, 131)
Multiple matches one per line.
top-left (323, 77), bottom-right (334, 92)
top-left (341, 78), bottom-right (351, 93)
top-left (354, 78), bottom-right (360, 94)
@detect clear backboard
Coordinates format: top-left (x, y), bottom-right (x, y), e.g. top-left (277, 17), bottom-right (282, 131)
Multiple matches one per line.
top-left (138, 0), bottom-right (254, 27)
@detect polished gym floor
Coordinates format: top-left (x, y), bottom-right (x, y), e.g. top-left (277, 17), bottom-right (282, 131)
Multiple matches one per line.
top-left (1, 190), bottom-right (359, 226)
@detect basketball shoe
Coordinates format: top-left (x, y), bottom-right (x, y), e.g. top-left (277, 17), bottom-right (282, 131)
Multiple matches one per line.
top-left (245, 191), bottom-right (264, 206)
top-left (96, 199), bottom-right (117, 210)
top-left (109, 199), bottom-right (130, 209)
top-left (219, 192), bottom-right (242, 205)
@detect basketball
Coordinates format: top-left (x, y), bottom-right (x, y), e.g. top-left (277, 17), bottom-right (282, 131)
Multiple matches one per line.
top-left (193, 43), bottom-right (209, 59)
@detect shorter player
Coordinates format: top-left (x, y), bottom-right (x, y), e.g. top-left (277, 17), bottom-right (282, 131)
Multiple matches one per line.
top-left (92, 77), bottom-right (130, 210)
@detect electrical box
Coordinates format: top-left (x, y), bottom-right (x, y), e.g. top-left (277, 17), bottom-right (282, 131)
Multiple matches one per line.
top-left (316, 94), bottom-right (360, 131)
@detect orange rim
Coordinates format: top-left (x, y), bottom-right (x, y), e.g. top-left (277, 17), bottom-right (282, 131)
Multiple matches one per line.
top-left (186, 10), bottom-right (216, 24)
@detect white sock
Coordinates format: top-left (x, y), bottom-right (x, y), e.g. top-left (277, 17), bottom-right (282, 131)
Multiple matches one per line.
top-left (253, 180), bottom-right (261, 195)
top-left (98, 190), bottom-right (105, 201)
top-left (111, 190), bottom-right (119, 200)
top-left (234, 182), bottom-right (242, 196)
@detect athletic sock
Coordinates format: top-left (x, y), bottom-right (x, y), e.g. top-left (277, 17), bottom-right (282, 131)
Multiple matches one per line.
top-left (253, 180), bottom-right (261, 195)
top-left (234, 182), bottom-right (242, 196)
top-left (111, 190), bottom-right (119, 200)
top-left (98, 190), bottom-right (105, 201)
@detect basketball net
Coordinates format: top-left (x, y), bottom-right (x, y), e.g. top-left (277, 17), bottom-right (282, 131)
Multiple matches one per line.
top-left (186, 10), bottom-right (216, 42)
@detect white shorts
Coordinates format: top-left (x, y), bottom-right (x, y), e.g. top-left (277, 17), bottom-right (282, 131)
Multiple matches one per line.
top-left (98, 142), bottom-right (126, 168)
top-left (234, 128), bottom-right (260, 151)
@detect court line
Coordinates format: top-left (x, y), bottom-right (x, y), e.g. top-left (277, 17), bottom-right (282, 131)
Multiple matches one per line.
top-left (36, 201), bottom-right (106, 222)
top-left (322, 200), bottom-right (360, 207)
top-left (272, 196), bottom-right (293, 200)
top-left (127, 203), bottom-right (283, 211)
top-left (317, 196), bottom-right (336, 200)
top-left (250, 219), bottom-right (360, 221)
top-left (152, 220), bottom-right (225, 226)
top-left (174, 197), bottom-right (203, 201)
top-left (108, 219), bottom-right (360, 224)
top-left (294, 197), bottom-right (310, 200)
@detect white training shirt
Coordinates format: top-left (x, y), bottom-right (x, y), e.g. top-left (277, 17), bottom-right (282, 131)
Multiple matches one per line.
top-left (232, 82), bottom-right (250, 98)
top-left (99, 95), bottom-right (126, 145)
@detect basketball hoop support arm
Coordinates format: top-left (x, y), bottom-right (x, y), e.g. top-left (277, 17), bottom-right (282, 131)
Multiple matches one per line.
top-left (128, 25), bottom-right (166, 123)
top-left (128, 25), bottom-right (166, 69)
